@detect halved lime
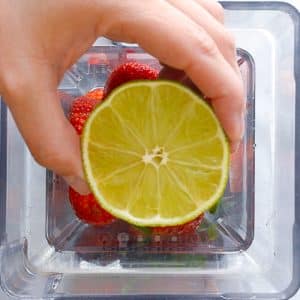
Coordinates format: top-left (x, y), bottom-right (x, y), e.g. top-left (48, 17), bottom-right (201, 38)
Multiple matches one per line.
top-left (82, 81), bottom-right (229, 227)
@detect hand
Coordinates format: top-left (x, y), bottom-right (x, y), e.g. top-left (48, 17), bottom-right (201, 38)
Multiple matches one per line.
top-left (0, 0), bottom-right (244, 193)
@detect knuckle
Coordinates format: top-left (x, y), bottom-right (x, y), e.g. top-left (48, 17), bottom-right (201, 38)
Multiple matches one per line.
top-left (194, 31), bottom-right (218, 58)
top-left (32, 147), bottom-right (65, 170)
top-left (0, 69), bottom-right (35, 103)
top-left (0, 71), bottom-right (25, 99)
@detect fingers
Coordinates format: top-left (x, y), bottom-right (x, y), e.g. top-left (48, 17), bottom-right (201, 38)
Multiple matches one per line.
top-left (164, 1), bottom-right (245, 145)
top-left (166, 0), bottom-right (240, 74)
top-left (193, 0), bottom-right (225, 23)
top-left (2, 62), bottom-right (90, 194)
top-left (114, 1), bottom-right (245, 144)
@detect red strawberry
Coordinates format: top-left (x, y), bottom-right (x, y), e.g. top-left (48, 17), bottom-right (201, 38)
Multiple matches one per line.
top-left (152, 214), bottom-right (205, 238)
top-left (70, 96), bottom-right (99, 114)
top-left (105, 62), bottom-right (159, 96)
top-left (68, 95), bottom-right (116, 226)
top-left (129, 214), bottom-right (204, 247)
top-left (150, 214), bottom-right (205, 250)
top-left (86, 88), bottom-right (104, 101)
top-left (69, 187), bottom-right (116, 226)
top-left (69, 96), bottom-right (99, 134)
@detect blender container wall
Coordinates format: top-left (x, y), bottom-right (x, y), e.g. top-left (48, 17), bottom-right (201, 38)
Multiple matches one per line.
top-left (0, 1), bottom-right (299, 299)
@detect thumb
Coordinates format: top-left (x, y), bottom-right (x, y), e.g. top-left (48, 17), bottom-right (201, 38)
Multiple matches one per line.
top-left (2, 64), bottom-right (90, 194)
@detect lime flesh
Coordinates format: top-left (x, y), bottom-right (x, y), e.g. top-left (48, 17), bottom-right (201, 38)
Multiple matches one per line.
top-left (82, 81), bottom-right (229, 227)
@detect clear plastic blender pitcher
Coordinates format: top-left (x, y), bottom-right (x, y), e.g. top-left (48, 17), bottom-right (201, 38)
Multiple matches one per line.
top-left (0, 1), bottom-right (299, 299)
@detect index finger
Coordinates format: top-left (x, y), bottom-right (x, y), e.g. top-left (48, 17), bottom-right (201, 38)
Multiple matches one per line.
top-left (2, 60), bottom-right (90, 194)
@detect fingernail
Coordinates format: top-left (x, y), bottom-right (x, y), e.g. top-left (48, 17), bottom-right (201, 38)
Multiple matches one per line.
top-left (230, 141), bottom-right (240, 154)
top-left (230, 113), bottom-right (245, 154)
top-left (64, 175), bottom-right (91, 195)
top-left (240, 112), bottom-right (245, 138)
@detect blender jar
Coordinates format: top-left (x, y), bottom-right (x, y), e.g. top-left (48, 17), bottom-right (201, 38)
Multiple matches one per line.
top-left (0, 1), bottom-right (299, 299)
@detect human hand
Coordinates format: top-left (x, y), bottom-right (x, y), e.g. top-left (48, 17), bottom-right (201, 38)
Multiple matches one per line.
top-left (0, 0), bottom-right (244, 194)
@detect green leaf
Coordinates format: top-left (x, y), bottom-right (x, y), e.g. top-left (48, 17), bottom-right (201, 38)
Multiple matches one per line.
top-left (209, 199), bottom-right (221, 214)
top-left (207, 224), bottom-right (218, 241)
top-left (132, 225), bottom-right (152, 236)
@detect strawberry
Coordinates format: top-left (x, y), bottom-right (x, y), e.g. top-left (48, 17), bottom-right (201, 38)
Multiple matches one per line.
top-left (69, 96), bottom-right (99, 135)
top-left (129, 214), bottom-right (204, 247)
top-left (86, 88), bottom-right (104, 101)
top-left (69, 187), bottom-right (116, 226)
top-left (104, 62), bottom-right (159, 96)
top-left (68, 94), bottom-right (116, 226)
top-left (149, 214), bottom-right (205, 250)
top-left (152, 214), bottom-right (204, 238)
